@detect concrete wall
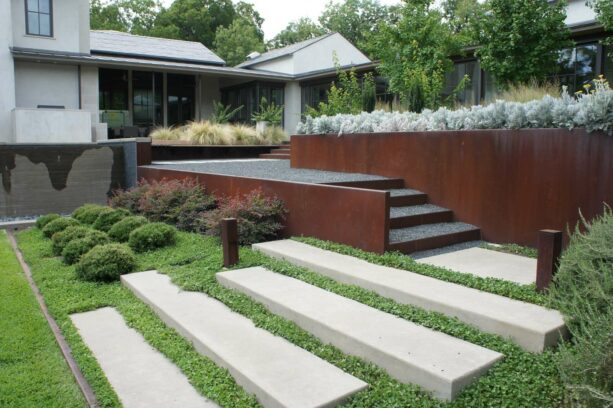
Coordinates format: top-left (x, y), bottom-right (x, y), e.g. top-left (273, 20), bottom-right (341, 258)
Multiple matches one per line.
top-left (11, 0), bottom-right (90, 54)
top-left (0, 0), bottom-right (16, 143)
top-left (14, 61), bottom-right (80, 109)
top-left (284, 81), bottom-right (302, 134)
top-left (80, 65), bottom-right (107, 141)
top-left (292, 33), bottom-right (371, 75)
top-left (13, 108), bottom-right (92, 144)
top-left (251, 56), bottom-right (295, 75)
top-left (0, 143), bottom-right (127, 217)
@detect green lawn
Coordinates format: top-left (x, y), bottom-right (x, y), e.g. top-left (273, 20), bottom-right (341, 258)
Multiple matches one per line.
top-left (0, 230), bottom-right (86, 408)
top-left (15, 228), bottom-right (566, 407)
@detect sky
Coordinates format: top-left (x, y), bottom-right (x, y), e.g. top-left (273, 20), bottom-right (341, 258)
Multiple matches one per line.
top-left (160, 0), bottom-right (402, 41)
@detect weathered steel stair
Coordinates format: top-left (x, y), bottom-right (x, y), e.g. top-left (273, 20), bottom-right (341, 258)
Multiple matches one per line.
top-left (259, 141), bottom-right (291, 159)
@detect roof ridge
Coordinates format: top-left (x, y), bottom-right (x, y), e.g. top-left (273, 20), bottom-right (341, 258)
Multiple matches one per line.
top-left (90, 30), bottom-right (208, 47)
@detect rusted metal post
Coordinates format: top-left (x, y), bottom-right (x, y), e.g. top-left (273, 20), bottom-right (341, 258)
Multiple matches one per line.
top-left (221, 218), bottom-right (239, 267)
top-left (536, 229), bottom-right (563, 292)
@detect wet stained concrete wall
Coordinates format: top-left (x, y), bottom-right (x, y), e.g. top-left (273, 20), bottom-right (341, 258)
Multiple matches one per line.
top-left (0, 144), bottom-right (127, 217)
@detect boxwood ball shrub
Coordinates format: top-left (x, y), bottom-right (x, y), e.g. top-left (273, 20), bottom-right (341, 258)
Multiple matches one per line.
top-left (62, 230), bottom-right (111, 265)
top-left (93, 208), bottom-right (130, 232)
top-left (42, 217), bottom-right (80, 239)
top-left (108, 216), bottom-right (148, 242)
top-left (75, 243), bottom-right (136, 282)
top-left (51, 225), bottom-right (91, 256)
top-left (36, 213), bottom-right (60, 229)
top-left (128, 222), bottom-right (177, 252)
top-left (548, 207), bottom-right (613, 406)
top-left (72, 204), bottom-right (108, 225)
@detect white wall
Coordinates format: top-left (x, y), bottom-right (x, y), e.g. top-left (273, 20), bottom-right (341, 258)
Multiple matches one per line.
top-left (250, 56), bottom-right (295, 75)
top-left (284, 81), bottom-right (302, 134)
top-left (15, 61), bottom-right (80, 109)
top-left (566, 0), bottom-right (597, 27)
top-left (292, 33), bottom-right (371, 75)
top-left (0, 0), bottom-right (16, 143)
top-left (13, 108), bottom-right (92, 143)
top-left (11, 0), bottom-right (90, 54)
top-left (81, 65), bottom-right (107, 141)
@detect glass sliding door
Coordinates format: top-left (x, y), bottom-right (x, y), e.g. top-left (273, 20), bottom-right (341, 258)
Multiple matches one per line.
top-left (132, 71), bottom-right (163, 127)
top-left (99, 68), bottom-right (129, 128)
top-left (167, 74), bottom-right (195, 126)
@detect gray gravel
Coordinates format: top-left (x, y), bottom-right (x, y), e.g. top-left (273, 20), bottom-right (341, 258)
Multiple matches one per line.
top-left (387, 188), bottom-right (424, 197)
top-left (409, 240), bottom-right (485, 259)
top-left (389, 222), bottom-right (478, 243)
top-left (148, 160), bottom-right (389, 184)
top-left (390, 204), bottom-right (449, 218)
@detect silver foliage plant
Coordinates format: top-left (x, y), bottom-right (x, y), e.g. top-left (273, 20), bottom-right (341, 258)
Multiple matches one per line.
top-left (295, 79), bottom-right (613, 136)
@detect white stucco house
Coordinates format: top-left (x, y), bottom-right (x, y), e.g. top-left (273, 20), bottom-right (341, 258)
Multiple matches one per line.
top-left (0, 0), bottom-right (373, 144)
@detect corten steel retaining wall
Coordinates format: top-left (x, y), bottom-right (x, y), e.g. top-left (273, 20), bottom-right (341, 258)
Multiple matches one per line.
top-left (0, 143), bottom-right (129, 218)
top-left (151, 144), bottom-right (282, 162)
top-left (290, 129), bottom-right (613, 247)
top-left (138, 166), bottom-right (390, 253)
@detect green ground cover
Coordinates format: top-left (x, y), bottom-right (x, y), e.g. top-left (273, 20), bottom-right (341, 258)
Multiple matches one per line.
top-left (16, 228), bottom-right (565, 407)
top-left (482, 242), bottom-right (538, 259)
top-left (0, 231), bottom-right (86, 408)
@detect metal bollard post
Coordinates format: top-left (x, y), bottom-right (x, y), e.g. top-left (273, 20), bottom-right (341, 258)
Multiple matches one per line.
top-left (221, 218), bottom-right (239, 267)
top-left (536, 229), bottom-right (562, 292)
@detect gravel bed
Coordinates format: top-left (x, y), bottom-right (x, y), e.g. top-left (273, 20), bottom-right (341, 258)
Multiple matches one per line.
top-left (409, 240), bottom-right (485, 259)
top-left (387, 188), bottom-right (424, 197)
top-left (148, 160), bottom-right (390, 184)
top-left (390, 204), bottom-right (449, 218)
top-left (389, 222), bottom-right (478, 243)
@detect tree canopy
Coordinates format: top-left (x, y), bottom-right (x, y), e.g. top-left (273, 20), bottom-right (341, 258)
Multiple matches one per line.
top-left (90, 0), bottom-right (161, 34)
top-left (214, 18), bottom-right (265, 66)
top-left (476, 0), bottom-right (571, 87)
top-left (268, 18), bottom-right (326, 49)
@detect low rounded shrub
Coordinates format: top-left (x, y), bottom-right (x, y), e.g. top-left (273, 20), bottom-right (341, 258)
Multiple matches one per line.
top-left (93, 208), bottom-right (130, 232)
top-left (42, 217), bottom-right (80, 239)
top-left (128, 222), bottom-right (177, 252)
top-left (36, 213), bottom-right (60, 229)
top-left (75, 243), bottom-right (136, 282)
top-left (108, 216), bottom-right (148, 242)
top-left (62, 230), bottom-right (110, 265)
top-left (72, 204), bottom-right (108, 225)
top-left (51, 225), bottom-right (91, 256)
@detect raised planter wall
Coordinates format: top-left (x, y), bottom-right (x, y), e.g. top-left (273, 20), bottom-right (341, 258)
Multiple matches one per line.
top-left (151, 144), bottom-right (281, 162)
top-left (290, 129), bottom-right (613, 247)
top-left (138, 167), bottom-right (390, 253)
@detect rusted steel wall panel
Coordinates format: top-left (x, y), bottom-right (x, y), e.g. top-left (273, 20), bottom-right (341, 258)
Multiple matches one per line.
top-left (290, 129), bottom-right (613, 247)
top-left (138, 167), bottom-right (390, 253)
top-left (151, 145), bottom-right (280, 162)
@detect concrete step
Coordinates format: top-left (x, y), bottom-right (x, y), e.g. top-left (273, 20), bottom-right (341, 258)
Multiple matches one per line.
top-left (259, 153), bottom-right (290, 159)
top-left (253, 240), bottom-right (567, 353)
top-left (388, 223), bottom-right (481, 253)
top-left (218, 267), bottom-right (503, 401)
top-left (71, 307), bottom-right (217, 408)
top-left (390, 205), bottom-right (454, 228)
top-left (417, 247), bottom-right (537, 285)
top-left (122, 271), bottom-right (367, 408)
top-left (387, 189), bottom-right (429, 207)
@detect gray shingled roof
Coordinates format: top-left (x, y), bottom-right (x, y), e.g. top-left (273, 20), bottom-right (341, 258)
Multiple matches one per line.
top-left (90, 30), bottom-right (225, 65)
top-left (236, 33), bottom-right (334, 68)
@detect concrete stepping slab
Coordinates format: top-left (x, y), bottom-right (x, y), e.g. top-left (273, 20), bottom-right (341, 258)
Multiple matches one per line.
top-left (70, 307), bottom-right (216, 408)
top-left (253, 240), bottom-right (566, 353)
top-left (417, 247), bottom-right (536, 285)
top-left (218, 267), bottom-right (503, 401)
top-left (121, 271), bottom-right (367, 408)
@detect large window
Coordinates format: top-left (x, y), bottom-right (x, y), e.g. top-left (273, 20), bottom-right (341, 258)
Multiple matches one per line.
top-left (167, 74), bottom-right (195, 126)
top-left (221, 81), bottom-right (285, 124)
top-left (554, 43), bottom-right (599, 93)
top-left (133, 71), bottom-right (163, 126)
top-left (444, 60), bottom-right (480, 106)
top-left (26, 0), bottom-right (52, 37)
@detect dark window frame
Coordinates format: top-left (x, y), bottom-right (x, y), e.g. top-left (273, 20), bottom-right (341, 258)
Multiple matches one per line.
top-left (25, 0), bottom-right (53, 37)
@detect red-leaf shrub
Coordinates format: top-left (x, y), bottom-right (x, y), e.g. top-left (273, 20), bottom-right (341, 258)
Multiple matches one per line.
top-left (110, 178), bottom-right (215, 231)
top-left (201, 190), bottom-right (286, 245)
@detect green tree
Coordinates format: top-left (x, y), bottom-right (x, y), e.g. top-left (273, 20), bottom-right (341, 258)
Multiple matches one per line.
top-left (441, 0), bottom-right (485, 47)
top-left (371, 0), bottom-right (459, 111)
top-left (268, 18), bottom-right (326, 49)
top-left (214, 19), bottom-right (265, 66)
top-left (476, 0), bottom-right (572, 87)
top-left (588, 0), bottom-right (613, 54)
top-left (90, 0), bottom-right (161, 33)
top-left (319, 0), bottom-right (390, 51)
top-left (151, 0), bottom-right (236, 48)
